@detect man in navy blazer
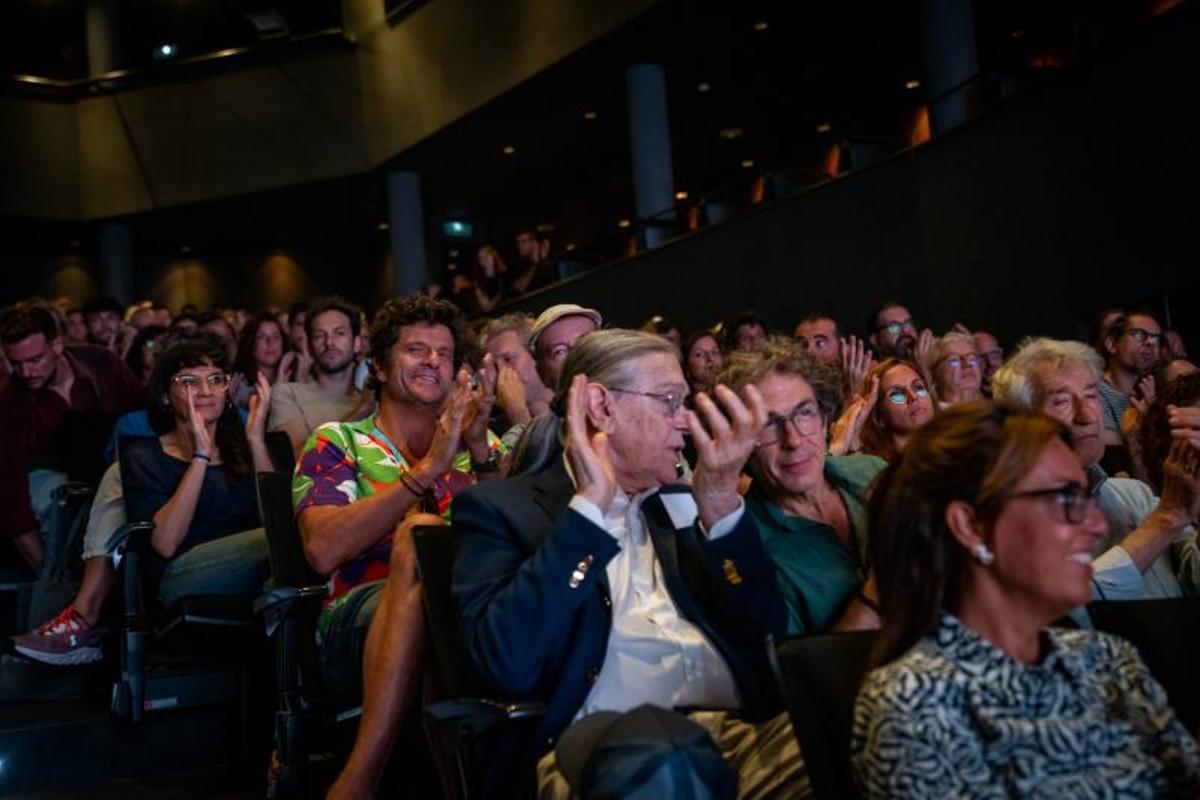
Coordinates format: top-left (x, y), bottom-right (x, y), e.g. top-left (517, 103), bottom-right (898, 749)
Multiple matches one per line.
top-left (452, 329), bottom-right (803, 797)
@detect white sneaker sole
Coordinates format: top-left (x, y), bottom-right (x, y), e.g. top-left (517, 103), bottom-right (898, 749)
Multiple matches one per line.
top-left (13, 644), bottom-right (102, 666)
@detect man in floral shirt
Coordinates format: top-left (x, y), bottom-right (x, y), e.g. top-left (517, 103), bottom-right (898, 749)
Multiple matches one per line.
top-left (293, 295), bottom-right (502, 799)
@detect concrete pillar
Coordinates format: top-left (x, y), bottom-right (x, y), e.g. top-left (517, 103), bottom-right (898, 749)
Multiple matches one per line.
top-left (918, 0), bottom-right (980, 135)
top-left (386, 171), bottom-right (428, 296)
top-left (625, 64), bottom-right (676, 248)
top-left (85, 0), bottom-right (121, 77)
top-left (99, 223), bottom-right (133, 303)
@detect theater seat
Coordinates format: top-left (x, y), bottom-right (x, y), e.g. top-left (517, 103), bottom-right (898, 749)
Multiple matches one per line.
top-left (769, 630), bottom-right (878, 800)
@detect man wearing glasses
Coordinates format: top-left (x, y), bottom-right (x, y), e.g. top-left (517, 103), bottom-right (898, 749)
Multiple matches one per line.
top-left (992, 337), bottom-right (1200, 606)
top-left (0, 302), bottom-right (142, 570)
top-left (1099, 311), bottom-right (1165, 444)
top-left (867, 301), bottom-right (919, 360)
top-left (716, 339), bottom-right (887, 637)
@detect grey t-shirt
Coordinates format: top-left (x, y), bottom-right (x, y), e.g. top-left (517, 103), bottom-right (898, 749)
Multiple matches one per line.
top-left (269, 381), bottom-right (363, 449)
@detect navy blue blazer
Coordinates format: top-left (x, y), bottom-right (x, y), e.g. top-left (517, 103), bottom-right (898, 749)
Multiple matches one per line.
top-left (451, 459), bottom-right (787, 755)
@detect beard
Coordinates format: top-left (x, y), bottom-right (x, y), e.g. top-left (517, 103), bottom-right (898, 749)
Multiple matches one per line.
top-left (315, 349), bottom-right (355, 376)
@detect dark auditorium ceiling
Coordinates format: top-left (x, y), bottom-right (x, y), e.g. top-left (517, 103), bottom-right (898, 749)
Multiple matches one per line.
top-left (2, 0), bottom-right (1156, 281)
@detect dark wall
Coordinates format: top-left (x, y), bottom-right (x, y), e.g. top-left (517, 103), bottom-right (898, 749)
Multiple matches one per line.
top-left (504, 13), bottom-right (1198, 349)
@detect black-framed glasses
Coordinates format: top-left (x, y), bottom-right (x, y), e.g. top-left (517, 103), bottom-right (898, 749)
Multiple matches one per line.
top-left (878, 319), bottom-right (915, 336)
top-left (172, 373), bottom-right (231, 390)
top-left (759, 403), bottom-right (823, 445)
top-left (1010, 482), bottom-right (1093, 524)
top-left (1125, 327), bottom-right (1163, 347)
top-left (610, 387), bottom-right (686, 417)
top-left (884, 385), bottom-right (930, 405)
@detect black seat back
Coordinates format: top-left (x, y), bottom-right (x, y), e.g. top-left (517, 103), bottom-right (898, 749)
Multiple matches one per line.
top-left (1088, 597), bottom-right (1200, 731)
top-left (769, 631), bottom-right (878, 800)
top-left (412, 525), bottom-right (485, 700)
top-left (264, 430), bottom-right (296, 474)
top-left (256, 471), bottom-right (322, 589)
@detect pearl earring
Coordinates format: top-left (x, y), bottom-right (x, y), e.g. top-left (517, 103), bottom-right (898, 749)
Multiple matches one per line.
top-left (972, 542), bottom-right (994, 566)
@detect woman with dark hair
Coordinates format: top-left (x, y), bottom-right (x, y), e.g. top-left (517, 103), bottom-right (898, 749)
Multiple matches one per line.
top-left (858, 358), bottom-right (935, 462)
top-left (123, 324), bottom-right (167, 386)
top-left (12, 333), bottom-right (275, 664)
top-left (472, 244), bottom-right (507, 314)
top-left (852, 402), bottom-right (1200, 797)
top-left (682, 329), bottom-right (722, 395)
top-left (1139, 372), bottom-right (1200, 496)
top-left (235, 312), bottom-right (293, 387)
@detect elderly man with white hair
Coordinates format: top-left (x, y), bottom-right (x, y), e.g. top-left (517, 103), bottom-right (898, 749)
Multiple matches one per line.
top-left (992, 337), bottom-right (1200, 602)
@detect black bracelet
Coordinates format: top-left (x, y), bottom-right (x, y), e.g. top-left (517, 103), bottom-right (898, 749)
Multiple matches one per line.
top-left (857, 592), bottom-right (882, 613)
top-left (398, 470), bottom-right (427, 497)
top-left (193, 453), bottom-right (211, 463)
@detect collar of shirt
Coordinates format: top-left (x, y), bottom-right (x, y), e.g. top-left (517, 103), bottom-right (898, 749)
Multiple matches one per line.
top-left (932, 612), bottom-right (1079, 684)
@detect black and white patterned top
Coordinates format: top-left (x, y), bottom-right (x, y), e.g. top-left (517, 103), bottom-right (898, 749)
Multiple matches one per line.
top-left (851, 613), bottom-right (1200, 798)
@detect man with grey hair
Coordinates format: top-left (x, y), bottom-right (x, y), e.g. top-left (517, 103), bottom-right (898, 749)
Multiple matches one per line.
top-left (992, 337), bottom-right (1200, 603)
top-left (452, 329), bottom-right (803, 797)
top-left (479, 313), bottom-right (554, 451)
top-left (528, 303), bottom-right (602, 390)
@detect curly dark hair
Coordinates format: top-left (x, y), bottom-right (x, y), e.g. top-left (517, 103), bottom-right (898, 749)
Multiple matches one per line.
top-left (234, 312), bottom-right (290, 384)
top-left (147, 332), bottom-right (253, 479)
top-left (1139, 372), bottom-right (1200, 495)
top-left (714, 336), bottom-right (844, 422)
top-left (0, 302), bottom-right (60, 344)
top-left (368, 295), bottom-right (464, 394)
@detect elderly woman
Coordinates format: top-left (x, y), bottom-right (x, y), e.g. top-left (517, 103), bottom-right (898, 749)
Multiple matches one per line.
top-left (858, 358), bottom-right (935, 462)
top-left (852, 402), bottom-right (1200, 798)
top-left (930, 331), bottom-right (983, 407)
top-left (717, 338), bottom-right (886, 635)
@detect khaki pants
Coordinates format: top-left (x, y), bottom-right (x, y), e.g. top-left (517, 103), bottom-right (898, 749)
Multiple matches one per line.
top-left (537, 710), bottom-right (808, 799)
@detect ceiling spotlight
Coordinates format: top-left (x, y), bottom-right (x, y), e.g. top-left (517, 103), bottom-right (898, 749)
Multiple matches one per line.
top-left (816, 122), bottom-right (832, 133)
top-left (905, 79), bottom-right (921, 90)
top-left (154, 43), bottom-right (177, 60)
top-left (502, 145), bottom-right (516, 155)
top-left (697, 82), bottom-right (711, 93)
top-left (740, 159), bottom-right (755, 169)
top-left (583, 110), bottom-right (597, 120)
top-left (675, 191), bottom-right (689, 200)
top-left (377, 222), bottom-right (390, 231)
top-left (617, 219), bottom-right (631, 229)
top-left (565, 243), bottom-right (576, 251)
top-left (753, 21), bottom-right (768, 32)
top-left (718, 127), bottom-right (744, 140)
top-left (1011, 29), bottom-right (1025, 39)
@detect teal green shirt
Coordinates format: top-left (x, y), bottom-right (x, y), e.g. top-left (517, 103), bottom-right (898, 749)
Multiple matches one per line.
top-left (746, 454), bottom-right (887, 636)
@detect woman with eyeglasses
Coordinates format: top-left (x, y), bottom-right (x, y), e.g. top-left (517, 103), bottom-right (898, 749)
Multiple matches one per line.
top-left (859, 359), bottom-right (935, 462)
top-left (930, 331), bottom-right (983, 408)
top-left (852, 402), bottom-right (1200, 798)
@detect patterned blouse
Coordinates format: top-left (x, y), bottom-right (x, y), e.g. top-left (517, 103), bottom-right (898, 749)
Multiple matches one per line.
top-left (851, 613), bottom-right (1200, 799)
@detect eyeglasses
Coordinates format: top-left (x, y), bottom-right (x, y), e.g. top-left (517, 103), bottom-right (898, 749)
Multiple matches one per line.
top-left (937, 354), bottom-right (981, 371)
top-left (172, 373), bottom-right (231, 390)
top-left (758, 403), bottom-right (823, 446)
top-left (1125, 327), bottom-right (1163, 347)
top-left (1009, 482), bottom-right (1093, 524)
top-left (878, 319), bottom-right (915, 336)
top-left (884, 385), bottom-right (930, 405)
top-left (609, 387), bottom-right (686, 417)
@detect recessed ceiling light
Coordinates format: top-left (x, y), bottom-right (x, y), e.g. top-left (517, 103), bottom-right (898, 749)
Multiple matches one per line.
top-left (583, 110), bottom-right (597, 120)
top-left (816, 122), bottom-right (832, 133)
top-left (565, 243), bottom-right (576, 251)
top-left (905, 79), bottom-right (921, 90)
top-left (718, 127), bottom-right (744, 140)
top-left (502, 145), bottom-right (516, 155)
top-left (448, 249), bottom-right (459, 257)
top-left (675, 191), bottom-right (689, 200)
top-left (180, 245), bottom-right (192, 254)
top-left (1011, 29), bottom-right (1025, 39)
top-left (753, 21), bottom-right (768, 32)
top-left (536, 223), bottom-right (557, 233)
top-left (155, 43), bottom-right (177, 59)
top-left (740, 159), bottom-right (755, 169)
top-left (617, 219), bottom-right (631, 229)
top-left (697, 82), bottom-right (711, 93)
top-left (377, 222), bottom-right (389, 231)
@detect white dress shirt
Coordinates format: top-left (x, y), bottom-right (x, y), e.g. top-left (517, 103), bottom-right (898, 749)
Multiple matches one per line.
top-left (568, 483), bottom-right (744, 719)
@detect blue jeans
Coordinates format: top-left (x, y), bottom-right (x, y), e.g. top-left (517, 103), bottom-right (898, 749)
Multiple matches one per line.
top-left (158, 527), bottom-right (270, 608)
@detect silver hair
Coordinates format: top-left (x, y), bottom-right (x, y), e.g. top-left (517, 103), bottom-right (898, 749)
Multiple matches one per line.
top-left (991, 337), bottom-right (1105, 411)
top-left (934, 331), bottom-right (978, 363)
top-left (478, 313), bottom-right (534, 351)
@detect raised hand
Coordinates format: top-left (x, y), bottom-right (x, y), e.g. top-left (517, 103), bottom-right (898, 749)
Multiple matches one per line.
top-left (496, 365), bottom-right (531, 426)
top-left (246, 372), bottom-right (272, 442)
top-left (278, 351), bottom-right (297, 382)
top-left (1159, 438), bottom-right (1200, 523)
top-left (461, 355), bottom-right (498, 458)
top-left (841, 335), bottom-right (875, 395)
top-left (564, 374), bottom-right (617, 512)
top-left (687, 383), bottom-right (767, 529)
top-left (829, 374), bottom-right (880, 456)
top-left (1169, 404), bottom-right (1200, 452)
top-left (914, 329), bottom-right (937, 383)
top-left (185, 386), bottom-right (214, 459)
top-left (415, 374), bottom-right (474, 481)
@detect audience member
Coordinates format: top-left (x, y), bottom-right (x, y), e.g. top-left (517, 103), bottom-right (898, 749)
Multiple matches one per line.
top-left (0, 303), bottom-right (142, 570)
top-left (1166, 357), bottom-right (1199, 383)
top-left (1099, 311), bottom-right (1163, 445)
top-left (63, 307), bottom-right (89, 346)
top-left (992, 338), bottom-right (1200, 601)
top-left (293, 295), bottom-right (501, 799)
top-left (639, 315), bottom-right (681, 350)
top-left (472, 245), bottom-right (507, 314)
top-left (529, 304), bottom-right (602, 390)
top-left (478, 314), bottom-right (553, 451)
top-left (197, 311), bottom-right (238, 364)
top-left (234, 312), bottom-right (294, 388)
top-left (151, 304), bottom-right (172, 327)
top-left (725, 310), bottom-right (768, 351)
top-left (852, 402), bottom-right (1200, 798)
top-left (171, 310), bottom-right (200, 333)
top-left (123, 324), bottom-right (168, 386)
top-left (1165, 329), bottom-right (1189, 361)
top-left (717, 339), bottom-right (886, 635)
top-left (452, 328), bottom-right (801, 797)
top-left (682, 329), bottom-right (722, 395)
top-left (1139, 372), bottom-right (1200, 497)
top-left (1089, 307), bottom-right (1124, 353)
top-left (12, 332), bottom-right (275, 664)
top-left (973, 330), bottom-right (1004, 396)
top-left (82, 296), bottom-right (124, 353)
top-left (287, 301), bottom-right (309, 353)
top-left (931, 331), bottom-right (983, 407)
top-left (270, 297), bottom-right (371, 456)
top-left (858, 359), bottom-right (934, 462)
top-left (508, 228), bottom-right (556, 296)
top-left (866, 301), bottom-right (917, 360)
top-left (793, 314), bottom-right (841, 362)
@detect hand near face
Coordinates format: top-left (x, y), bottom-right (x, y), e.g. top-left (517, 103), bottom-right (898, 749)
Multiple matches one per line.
top-left (914, 329), bottom-right (937, 383)
top-left (246, 372), bottom-right (271, 442)
top-left (1168, 404), bottom-right (1200, 451)
top-left (828, 374), bottom-right (880, 457)
top-left (1160, 439), bottom-right (1200, 523)
top-left (687, 383), bottom-right (767, 529)
top-left (278, 351), bottom-right (297, 381)
top-left (185, 387), bottom-right (214, 458)
top-left (565, 374), bottom-right (617, 513)
top-left (496, 365), bottom-right (531, 426)
top-left (415, 375), bottom-right (473, 481)
top-left (840, 335), bottom-right (875, 395)
top-left (461, 354), bottom-right (497, 457)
